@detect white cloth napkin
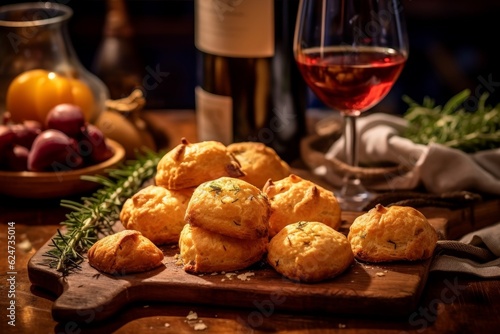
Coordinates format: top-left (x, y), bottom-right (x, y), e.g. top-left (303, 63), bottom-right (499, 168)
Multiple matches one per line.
top-left (430, 222), bottom-right (500, 278)
top-left (307, 113), bottom-right (500, 195)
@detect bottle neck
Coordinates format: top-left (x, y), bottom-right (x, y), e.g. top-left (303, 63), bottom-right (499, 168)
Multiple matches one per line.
top-left (103, 0), bottom-right (133, 38)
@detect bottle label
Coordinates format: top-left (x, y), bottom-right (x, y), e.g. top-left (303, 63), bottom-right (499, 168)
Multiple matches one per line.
top-left (195, 86), bottom-right (233, 144)
top-left (195, 0), bottom-right (274, 57)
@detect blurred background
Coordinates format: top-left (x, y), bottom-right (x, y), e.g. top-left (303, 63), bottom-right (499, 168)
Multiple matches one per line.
top-left (3, 0), bottom-right (500, 113)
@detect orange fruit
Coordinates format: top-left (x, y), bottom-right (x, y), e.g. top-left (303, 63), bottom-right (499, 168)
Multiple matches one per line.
top-left (6, 69), bottom-right (95, 124)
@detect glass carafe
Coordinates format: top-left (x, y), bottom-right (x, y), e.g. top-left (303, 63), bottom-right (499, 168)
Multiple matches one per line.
top-left (0, 2), bottom-right (108, 123)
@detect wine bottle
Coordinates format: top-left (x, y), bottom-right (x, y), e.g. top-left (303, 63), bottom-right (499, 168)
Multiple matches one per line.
top-left (92, 0), bottom-right (143, 100)
top-left (194, 0), bottom-right (306, 163)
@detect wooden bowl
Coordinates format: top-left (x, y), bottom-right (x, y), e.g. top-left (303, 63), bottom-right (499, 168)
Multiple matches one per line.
top-left (0, 139), bottom-right (125, 199)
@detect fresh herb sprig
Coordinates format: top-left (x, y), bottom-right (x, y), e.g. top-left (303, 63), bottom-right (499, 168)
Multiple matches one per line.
top-left (402, 89), bottom-right (500, 153)
top-left (43, 149), bottom-right (163, 275)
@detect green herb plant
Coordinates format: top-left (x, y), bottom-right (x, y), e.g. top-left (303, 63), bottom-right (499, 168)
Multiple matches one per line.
top-left (402, 89), bottom-right (500, 153)
top-left (44, 150), bottom-right (163, 276)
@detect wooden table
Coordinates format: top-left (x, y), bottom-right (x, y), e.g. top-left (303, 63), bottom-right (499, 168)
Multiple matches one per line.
top-left (1, 110), bottom-right (499, 333)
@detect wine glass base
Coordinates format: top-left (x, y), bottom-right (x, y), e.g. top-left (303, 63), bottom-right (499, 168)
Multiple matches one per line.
top-left (334, 178), bottom-right (375, 212)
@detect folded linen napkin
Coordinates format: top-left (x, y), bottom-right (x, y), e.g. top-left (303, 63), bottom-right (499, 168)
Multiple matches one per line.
top-left (430, 222), bottom-right (500, 278)
top-left (304, 113), bottom-right (500, 195)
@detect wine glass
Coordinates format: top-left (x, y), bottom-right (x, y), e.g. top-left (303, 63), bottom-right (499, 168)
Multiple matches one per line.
top-left (294, 0), bottom-right (409, 211)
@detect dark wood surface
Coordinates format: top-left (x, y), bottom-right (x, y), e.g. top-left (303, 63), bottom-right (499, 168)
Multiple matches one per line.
top-left (1, 110), bottom-right (499, 334)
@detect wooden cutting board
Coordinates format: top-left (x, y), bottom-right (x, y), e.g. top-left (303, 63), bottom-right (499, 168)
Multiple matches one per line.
top-left (27, 186), bottom-right (500, 324)
top-left (28, 213), bottom-right (435, 324)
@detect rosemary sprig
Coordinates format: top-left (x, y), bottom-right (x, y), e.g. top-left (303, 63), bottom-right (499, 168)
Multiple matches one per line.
top-left (402, 89), bottom-right (500, 153)
top-left (43, 149), bottom-right (163, 275)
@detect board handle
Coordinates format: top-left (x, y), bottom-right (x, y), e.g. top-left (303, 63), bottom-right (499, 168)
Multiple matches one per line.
top-left (52, 276), bottom-right (130, 323)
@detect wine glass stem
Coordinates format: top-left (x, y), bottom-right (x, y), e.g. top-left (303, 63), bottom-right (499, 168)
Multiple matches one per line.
top-left (337, 114), bottom-right (373, 211)
top-left (344, 115), bottom-right (358, 168)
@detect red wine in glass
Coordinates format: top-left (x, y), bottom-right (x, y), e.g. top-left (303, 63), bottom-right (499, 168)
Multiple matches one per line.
top-left (296, 46), bottom-right (406, 116)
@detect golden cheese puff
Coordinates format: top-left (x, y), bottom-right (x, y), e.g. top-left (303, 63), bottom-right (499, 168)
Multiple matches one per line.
top-left (87, 230), bottom-right (164, 275)
top-left (179, 224), bottom-right (268, 274)
top-left (348, 204), bottom-right (438, 263)
top-left (155, 138), bottom-right (245, 190)
top-left (267, 221), bottom-right (353, 283)
top-left (120, 185), bottom-right (194, 245)
top-left (185, 177), bottom-right (270, 240)
top-left (227, 141), bottom-right (291, 188)
top-left (262, 174), bottom-right (341, 237)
